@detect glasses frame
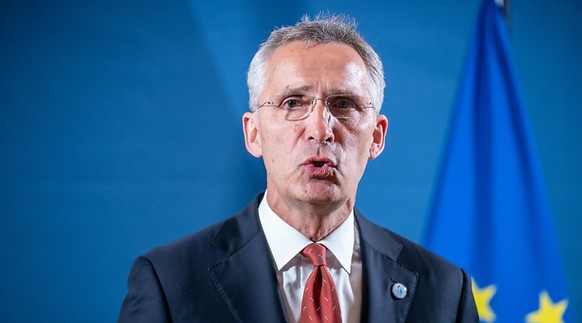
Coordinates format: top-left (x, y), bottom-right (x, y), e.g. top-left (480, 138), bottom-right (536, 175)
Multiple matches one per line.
top-left (256, 93), bottom-right (374, 122)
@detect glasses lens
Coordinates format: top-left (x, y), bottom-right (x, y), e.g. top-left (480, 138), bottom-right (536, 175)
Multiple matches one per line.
top-left (269, 94), bottom-right (372, 122)
top-left (284, 97), bottom-right (311, 121)
top-left (326, 95), bottom-right (361, 120)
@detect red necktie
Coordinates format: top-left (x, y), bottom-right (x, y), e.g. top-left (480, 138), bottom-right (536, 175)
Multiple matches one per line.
top-left (300, 243), bottom-right (342, 323)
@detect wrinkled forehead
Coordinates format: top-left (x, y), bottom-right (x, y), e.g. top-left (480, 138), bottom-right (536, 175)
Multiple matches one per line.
top-left (263, 41), bottom-right (371, 97)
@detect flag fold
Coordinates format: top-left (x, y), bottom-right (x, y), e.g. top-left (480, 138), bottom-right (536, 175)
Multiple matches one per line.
top-left (424, 0), bottom-right (573, 322)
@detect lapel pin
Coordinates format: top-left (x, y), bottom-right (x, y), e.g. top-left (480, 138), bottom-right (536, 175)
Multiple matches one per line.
top-left (391, 282), bottom-right (407, 299)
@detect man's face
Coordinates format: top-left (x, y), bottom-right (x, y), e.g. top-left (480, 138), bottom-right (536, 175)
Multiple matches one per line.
top-left (243, 41), bottom-right (388, 211)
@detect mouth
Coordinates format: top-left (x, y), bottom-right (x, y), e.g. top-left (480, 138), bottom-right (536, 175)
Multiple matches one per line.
top-left (303, 157), bottom-right (336, 167)
top-left (313, 161), bottom-right (325, 167)
top-left (301, 157), bottom-right (337, 177)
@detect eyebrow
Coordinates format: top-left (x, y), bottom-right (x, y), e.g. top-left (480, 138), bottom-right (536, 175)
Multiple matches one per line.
top-left (277, 85), bottom-right (314, 98)
top-left (276, 85), bottom-right (359, 98)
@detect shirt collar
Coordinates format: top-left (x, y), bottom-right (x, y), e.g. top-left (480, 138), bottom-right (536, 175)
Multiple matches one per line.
top-left (258, 191), bottom-right (355, 273)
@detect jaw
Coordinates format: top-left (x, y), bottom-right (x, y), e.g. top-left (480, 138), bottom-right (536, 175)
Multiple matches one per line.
top-left (266, 171), bottom-right (354, 215)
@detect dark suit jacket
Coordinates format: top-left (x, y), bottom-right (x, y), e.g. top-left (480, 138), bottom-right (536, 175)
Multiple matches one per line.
top-left (118, 194), bottom-right (478, 322)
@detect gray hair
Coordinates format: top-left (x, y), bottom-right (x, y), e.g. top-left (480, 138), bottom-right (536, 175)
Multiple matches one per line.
top-left (247, 14), bottom-right (385, 113)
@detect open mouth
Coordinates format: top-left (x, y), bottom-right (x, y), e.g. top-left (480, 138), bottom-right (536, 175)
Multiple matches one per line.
top-left (303, 157), bottom-right (335, 168)
top-left (313, 161), bottom-right (325, 167)
top-left (302, 157), bottom-right (336, 177)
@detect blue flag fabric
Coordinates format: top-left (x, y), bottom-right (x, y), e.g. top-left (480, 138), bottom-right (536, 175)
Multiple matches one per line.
top-left (424, 0), bottom-right (573, 322)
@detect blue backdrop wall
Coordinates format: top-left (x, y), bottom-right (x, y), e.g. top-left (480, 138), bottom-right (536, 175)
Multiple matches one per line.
top-left (1, 0), bottom-right (580, 321)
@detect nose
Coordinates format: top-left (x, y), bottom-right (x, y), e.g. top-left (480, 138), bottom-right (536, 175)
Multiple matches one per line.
top-left (304, 98), bottom-right (335, 143)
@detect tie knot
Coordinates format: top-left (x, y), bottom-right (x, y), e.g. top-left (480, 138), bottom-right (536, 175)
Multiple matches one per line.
top-left (301, 243), bottom-right (327, 267)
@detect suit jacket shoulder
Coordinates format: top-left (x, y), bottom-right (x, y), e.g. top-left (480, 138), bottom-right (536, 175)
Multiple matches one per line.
top-left (356, 211), bottom-right (478, 322)
top-left (119, 193), bottom-right (288, 323)
top-left (119, 196), bottom-right (478, 323)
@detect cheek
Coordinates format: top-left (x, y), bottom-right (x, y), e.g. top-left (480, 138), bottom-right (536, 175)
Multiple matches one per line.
top-left (259, 123), bottom-right (300, 162)
top-left (341, 125), bottom-right (375, 164)
top-left (346, 121), bottom-right (374, 148)
top-left (340, 132), bottom-right (370, 163)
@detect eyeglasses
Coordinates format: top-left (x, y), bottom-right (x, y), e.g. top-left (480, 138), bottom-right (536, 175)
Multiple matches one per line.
top-left (257, 94), bottom-right (374, 122)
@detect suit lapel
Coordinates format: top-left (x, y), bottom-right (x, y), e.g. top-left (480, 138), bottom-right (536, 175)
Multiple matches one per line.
top-left (207, 198), bottom-right (418, 323)
top-left (208, 195), bottom-right (288, 323)
top-left (356, 212), bottom-right (418, 323)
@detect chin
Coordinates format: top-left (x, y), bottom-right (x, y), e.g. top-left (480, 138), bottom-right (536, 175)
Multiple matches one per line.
top-left (299, 185), bottom-right (344, 205)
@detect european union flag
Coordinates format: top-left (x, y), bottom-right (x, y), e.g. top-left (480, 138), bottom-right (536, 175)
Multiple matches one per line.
top-left (423, 0), bottom-right (573, 322)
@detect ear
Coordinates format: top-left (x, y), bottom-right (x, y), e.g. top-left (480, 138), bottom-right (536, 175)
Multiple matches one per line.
top-left (242, 112), bottom-right (263, 158)
top-left (369, 114), bottom-right (388, 160)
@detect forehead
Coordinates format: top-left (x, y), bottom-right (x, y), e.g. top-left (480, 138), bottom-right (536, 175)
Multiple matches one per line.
top-left (263, 41), bottom-right (370, 96)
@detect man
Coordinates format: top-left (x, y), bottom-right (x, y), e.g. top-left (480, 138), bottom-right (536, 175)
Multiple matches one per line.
top-left (119, 15), bottom-right (478, 323)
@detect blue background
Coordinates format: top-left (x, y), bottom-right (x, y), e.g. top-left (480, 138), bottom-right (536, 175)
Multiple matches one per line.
top-left (1, 0), bottom-right (580, 321)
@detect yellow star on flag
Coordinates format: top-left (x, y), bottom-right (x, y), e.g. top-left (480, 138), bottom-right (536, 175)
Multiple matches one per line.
top-left (526, 291), bottom-right (568, 323)
top-left (472, 279), bottom-right (496, 323)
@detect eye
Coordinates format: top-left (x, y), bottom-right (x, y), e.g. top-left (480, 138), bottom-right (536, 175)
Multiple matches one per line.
top-left (281, 97), bottom-right (304, 109)
top-left (329, 96), bottom-right (357, 110)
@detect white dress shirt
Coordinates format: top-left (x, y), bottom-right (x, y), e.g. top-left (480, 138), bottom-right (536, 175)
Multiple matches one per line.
top-left (258, 193), bottom-right (362, 323)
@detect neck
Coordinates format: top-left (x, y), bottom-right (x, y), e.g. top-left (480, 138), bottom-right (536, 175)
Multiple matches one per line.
top-left (266, 192), bottom-right (353, 241)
